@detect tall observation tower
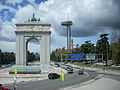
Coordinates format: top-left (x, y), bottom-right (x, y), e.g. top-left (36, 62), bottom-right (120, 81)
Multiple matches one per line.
top-left (61, 20), bottom-right (73, 49)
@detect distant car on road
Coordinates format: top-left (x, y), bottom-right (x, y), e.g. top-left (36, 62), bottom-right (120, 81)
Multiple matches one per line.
top-left (67, 69), bottom-right (73, 74)
top-left (65, 66), bottom-right (73, 74)
top-left (48, 73), bottom-right (60, 79)
top-left (78, 69), bottom-right (84, 75)
top-left (64, 62), bottom-right (67, 64)
top-left (65, 66), bottom-right (73, 71)
top-left (54, 63), bottom-right (60, 67)
top-left (50, 63), bottom-right (54, 66)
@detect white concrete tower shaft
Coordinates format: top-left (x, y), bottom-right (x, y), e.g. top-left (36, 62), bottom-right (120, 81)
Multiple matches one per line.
top-left (61, 21), bottom-right (73, 49)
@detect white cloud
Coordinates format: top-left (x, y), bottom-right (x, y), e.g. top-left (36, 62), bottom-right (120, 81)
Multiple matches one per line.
top-left (0, 4), bottom-right (16, 12)
top-left (7, 0), bottom-right (120, 38)
top-left (0, 21), bottom-right (15, 41)
top-left (26, 0), bottom-right (36, 3)
top-left (0, 41), bottom-right (15, 52)
top-left (0, 0), bottom-right (120, 52)
top-left (6, 0), bottom-right (23, 5)
top-left (51, 28), bottom-right (66, 50)
top-left (0, 18), bottom-right (2, 30)
top-left (0, 5), bottom-right (9, 11)
top-left (37, 0), bottom-right (120, 37)
top-left (28, 41), bottom-right (40, 53)
top-left (15, 5), bottom-right (34, 22)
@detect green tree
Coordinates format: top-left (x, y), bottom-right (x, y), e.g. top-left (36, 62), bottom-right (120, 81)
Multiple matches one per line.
top-left (110, 38), bottom-right (120, 65)
top-left (62, 47), bottom-right (65, 50)
top-left (27, 51), bottom-right (36, 62)
top-left (0, 49), bottom-right (2, 65)
top-left (35, 53), bottom-right (40, 61)
top-left (72, 44), bottom-right (80, 54)
top-left (0, 49), bottom-right (15, 65)
top-left (80, 40), bottom-right (95, 54)
top-left (2, 52), bottom-right (11, 64)
top-left (73, 48), bottom-right (80, 54)
top-left (9, 52), bottom-right (15, 62)
top-left (110, 31), bottom-right (120, 65)
top-left (96, 34), bottom-right (109, 66)
top-left (50, 51), bottom-right (57, 61)
top-left (76, 44), bottom-right (79, 48)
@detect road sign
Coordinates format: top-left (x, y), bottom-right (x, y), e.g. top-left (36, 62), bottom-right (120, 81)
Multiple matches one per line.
top-left (86, 54), bottom-right (95, 60)
top-left (61, 72), bottom-right (65, 81)
top-left (14, 68), bottom-right (18, 75)
top-left (70, 54), bottom-right (84, 61)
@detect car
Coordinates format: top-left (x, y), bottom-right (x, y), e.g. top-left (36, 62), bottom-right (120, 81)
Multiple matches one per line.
top-left (67, 69), bottom-right (73, 74)
top-left (65, 66), bottom-right (73, 71)
top-left (65, 66), bottom-right (73, 74)
top-left (64, 62), bottom-right (67, 64)
top-left (50, 63), bottom-right (54, 66)
top-left (78, 69), bottom-right (84, 75)
top-left (48, 73), bottom-right (60, 79)
top-left (54, 63), bottom-right (60, 67)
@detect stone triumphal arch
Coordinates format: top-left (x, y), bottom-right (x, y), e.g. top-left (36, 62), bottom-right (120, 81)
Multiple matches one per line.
top-left (15, 14), bottom-right (51, 66)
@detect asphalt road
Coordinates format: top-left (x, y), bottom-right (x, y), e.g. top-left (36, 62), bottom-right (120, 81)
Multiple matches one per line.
top-left (11, 69), bottom-right (97, 90)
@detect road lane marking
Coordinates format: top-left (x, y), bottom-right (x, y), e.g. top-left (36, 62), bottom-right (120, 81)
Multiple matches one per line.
top-left (84, 71), bottom-right (89, 77)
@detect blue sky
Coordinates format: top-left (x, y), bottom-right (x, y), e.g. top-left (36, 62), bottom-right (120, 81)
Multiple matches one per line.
top-left (0, 0), bottom-right (119, 53)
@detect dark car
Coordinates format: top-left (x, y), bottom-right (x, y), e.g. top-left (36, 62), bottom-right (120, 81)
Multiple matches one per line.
top-left (64, 62), bottom-right (67, 64)
top-left (67, 69), bottom-right (73, 74)
top-left (65, 66), bottom-right (73, 71)
top-left (65, 66), bottom-right (73, 74)
top-left (54, 63), bottom-right (60, 67)
top-left (78, 69), bottom-right (84, 75)
top-left (48, 73), bottom-right (60, 79)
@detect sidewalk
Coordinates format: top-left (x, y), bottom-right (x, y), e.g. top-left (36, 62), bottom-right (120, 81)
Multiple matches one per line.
top-left (62, 77), bottom-right (120, 90)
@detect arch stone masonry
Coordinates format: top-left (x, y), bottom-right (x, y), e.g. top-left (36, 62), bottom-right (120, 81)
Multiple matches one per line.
top-left (15, 18), bottom-right (51, 66)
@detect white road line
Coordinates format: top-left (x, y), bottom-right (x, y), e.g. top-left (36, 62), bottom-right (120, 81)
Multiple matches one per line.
top-left (84, 71), bottom-right (89, 77)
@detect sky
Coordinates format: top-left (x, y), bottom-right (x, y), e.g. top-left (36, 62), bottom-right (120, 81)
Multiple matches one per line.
top-left (0, 0), bottom-right (120, 53)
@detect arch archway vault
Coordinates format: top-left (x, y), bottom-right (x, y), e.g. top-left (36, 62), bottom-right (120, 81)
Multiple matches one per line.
top-left (15, 21), bottom-right (51, 66)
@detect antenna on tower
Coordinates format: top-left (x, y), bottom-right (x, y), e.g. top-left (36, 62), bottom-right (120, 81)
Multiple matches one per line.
top-left (61, 13), bottom-right (73, 49)
top-left (67, 12), bottom-right (69, 21)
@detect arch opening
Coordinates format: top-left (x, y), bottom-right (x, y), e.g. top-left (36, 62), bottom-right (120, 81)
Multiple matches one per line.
top-left (26, 38), bottom-right (40, 66)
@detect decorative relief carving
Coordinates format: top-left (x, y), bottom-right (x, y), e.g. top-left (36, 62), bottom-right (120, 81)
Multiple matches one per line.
top-left (33, 26), bottom-right (39, 31)
top-left (42, 26), bottom-right (50, 31)
top-left (16, 25), bottom-right (50, 31)
top-left (29, 26), bottom-right (34, 30)
top-left (39, 26), bottom-right (42, 30)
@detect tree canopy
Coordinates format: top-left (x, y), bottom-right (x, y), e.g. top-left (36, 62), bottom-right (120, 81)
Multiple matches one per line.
top-left (96, 34), bottom-right (109, 66)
